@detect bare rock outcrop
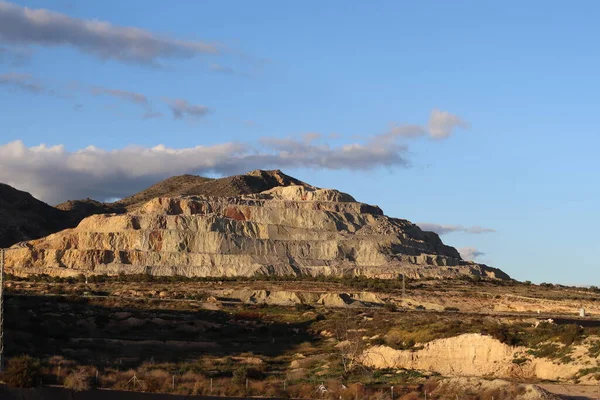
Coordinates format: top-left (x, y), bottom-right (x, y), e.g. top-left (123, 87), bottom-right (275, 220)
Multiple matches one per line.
top-left (0, 170), bottom-right (320, 248)
top-left (4, 178), bottom-right (509, 280)
top-left (362, 334), bottom-right (522, 378)
top-left (211, 288), bottom-right (385, 307)
top-left (361, 333), bottom-right (597, 382)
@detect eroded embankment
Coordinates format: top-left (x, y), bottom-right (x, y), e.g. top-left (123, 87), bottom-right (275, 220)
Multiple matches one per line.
top-left (361, 333), bottom-right (600, 383)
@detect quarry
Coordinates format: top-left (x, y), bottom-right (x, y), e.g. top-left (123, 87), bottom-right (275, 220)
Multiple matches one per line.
top-left (0, 170), bottom-right (598, 399)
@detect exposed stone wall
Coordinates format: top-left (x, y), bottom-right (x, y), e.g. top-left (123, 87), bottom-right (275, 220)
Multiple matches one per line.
top-left (5, 186), bottom-right (509, 279)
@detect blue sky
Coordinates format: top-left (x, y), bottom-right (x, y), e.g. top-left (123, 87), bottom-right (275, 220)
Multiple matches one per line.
top-left (0, 0), bottom-right (599, 285)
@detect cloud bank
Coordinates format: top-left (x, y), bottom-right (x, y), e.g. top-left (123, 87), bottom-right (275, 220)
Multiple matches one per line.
top-left (458, 247), bottom-right (485, 261)
top-left (418, 222), bottom-right (495, 235)
top-left (0, 134), bottom-right (410, 204)
top-left (0, 1), bottom-right (218, 65)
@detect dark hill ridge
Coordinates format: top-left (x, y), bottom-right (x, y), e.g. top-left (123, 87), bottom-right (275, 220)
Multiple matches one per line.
top-left (113, 169), bottom-right (308, 210)
top-left (0, 183), bottom-right (70, 248)
top-left (114, 174), bottom-right (213, 209)
top-left (1, 170), bottom-right (309, 248)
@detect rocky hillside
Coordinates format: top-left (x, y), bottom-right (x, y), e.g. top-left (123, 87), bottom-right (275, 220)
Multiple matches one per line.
top-left (4, 181), bottom-right (508, 279)
top-left (2, 170), bottom-right (310, 248)
top-left (0, 183), bottom-right (70, 248)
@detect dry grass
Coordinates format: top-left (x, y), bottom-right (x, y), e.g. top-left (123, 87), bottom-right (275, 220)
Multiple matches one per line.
top-left (5, 275), bottom-right (600, 398)
top-left (63, 367), bottom-right (92, 391)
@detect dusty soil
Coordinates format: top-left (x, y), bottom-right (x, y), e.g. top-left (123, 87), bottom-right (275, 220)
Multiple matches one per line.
top-left (540, 383), bottom-right (600, 399)
top-left (3, 276), bottom-right (600, 398)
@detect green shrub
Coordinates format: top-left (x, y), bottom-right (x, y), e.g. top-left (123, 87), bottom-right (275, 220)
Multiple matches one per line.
top-left (528, 343), bottom-right (561, 358)
top-left (294, 303), bottom-right (315, 312)
top-left (232, 366), bottom-right (264, 385)
top-left (557, 324), bottom-right (583, 346)
top-left (588, 341), bottom-right (600, 358)
top-left (232, 367), bottom-right (247, 385)
top-left (485, 325), bottom-right (518, 345)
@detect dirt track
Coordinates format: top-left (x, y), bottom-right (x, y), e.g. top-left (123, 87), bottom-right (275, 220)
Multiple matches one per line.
top-left (540, 384), bottom-right (600, 400)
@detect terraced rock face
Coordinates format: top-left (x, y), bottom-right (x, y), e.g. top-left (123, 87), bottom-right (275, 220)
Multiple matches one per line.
top-left (5, 185), bottom-right (509, 279)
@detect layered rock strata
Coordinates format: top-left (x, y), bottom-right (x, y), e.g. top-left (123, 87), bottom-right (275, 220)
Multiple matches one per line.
top-left (5, 185), bottom-right (509, 279)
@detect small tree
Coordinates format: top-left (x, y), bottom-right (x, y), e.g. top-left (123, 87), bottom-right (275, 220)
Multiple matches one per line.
top-left (334, 313), bottom-right (366, 374)
top-left (3, 355), bottom-right (42, 388)
top-left (232, 366), bottom-right (248, 385)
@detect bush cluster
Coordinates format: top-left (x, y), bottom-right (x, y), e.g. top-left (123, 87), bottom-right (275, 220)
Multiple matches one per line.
top-left (2, 355), bottom-right (42, 388)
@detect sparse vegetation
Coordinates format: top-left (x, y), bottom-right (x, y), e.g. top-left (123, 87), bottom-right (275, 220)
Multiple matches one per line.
top-left (63, 367), bottom-right (92, 391)
top-left (3, 355), bottom-right (42, 388)
top-left (2, 275), bottom-right (600, 397)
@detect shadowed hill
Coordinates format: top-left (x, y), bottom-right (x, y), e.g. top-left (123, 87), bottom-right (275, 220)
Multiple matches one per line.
top-left (55, 170), bottom-right (309, 213)
top-left (114, 174), bottom-right (214, 209)
top-left (0, 183), bottom-right (70, 248)
top-left (55, 198), bottom-right (123, 222)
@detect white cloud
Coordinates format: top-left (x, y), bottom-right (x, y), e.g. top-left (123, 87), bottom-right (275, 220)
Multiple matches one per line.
top-left (428, 109), bottom-right (470, 139)
top-left (458, 247), bottom-right (485, 261)
top-left (165, 98), bottom-right (211, 119)
top-left (0, 109), bottom-right (469, 204)
top-left (0, 136), bottom-right (410, 204)
top-left (382, 124), bottom-right (426, 140)
top-left (90, 85), bottom-right (163, 118)
top-left (381, 110), bottom-right (468, 141)
top-left (91, 87), bottom-right (148, 105)
top-left (0, 1), bottom-right (218, 65)
top-left (417, 222), bottom-right (495, 235)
